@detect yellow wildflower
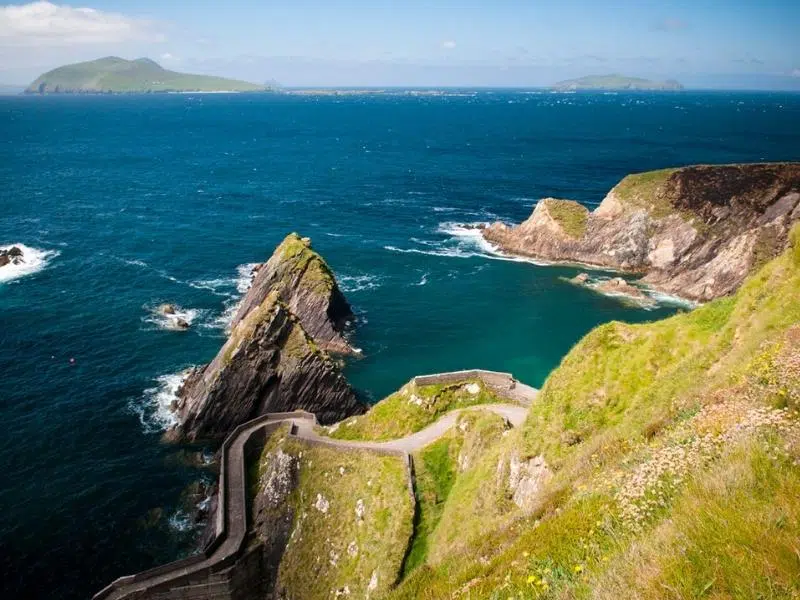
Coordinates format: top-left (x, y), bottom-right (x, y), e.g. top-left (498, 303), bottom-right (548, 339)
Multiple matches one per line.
top-left (573, 564), bottom-right (584, 574)
top-left (527, 575), bottom-right (536, 584)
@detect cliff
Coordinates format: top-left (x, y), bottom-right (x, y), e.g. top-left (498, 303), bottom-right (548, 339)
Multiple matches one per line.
top-left (169, 235), bottom-right (365, 442)
top-left (483, 162), bottom-right (800, 301)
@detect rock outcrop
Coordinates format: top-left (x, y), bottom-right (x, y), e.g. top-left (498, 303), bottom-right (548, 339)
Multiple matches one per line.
top-left (168, 234), bottom-right (365, 442)
top-left (482, 163), bottom-right (800, 301)
top-left (233, 233), bottom-right (355, 355)
top-left (0, 246), bottom-right (23, 268)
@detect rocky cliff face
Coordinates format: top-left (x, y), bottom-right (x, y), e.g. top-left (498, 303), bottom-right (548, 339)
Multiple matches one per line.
top-left (168, 235), bottom-right (365, 442)
top-left (482, 163), bottom-right (800, 301)
top-left (233, 233), bottom-right (355, 355)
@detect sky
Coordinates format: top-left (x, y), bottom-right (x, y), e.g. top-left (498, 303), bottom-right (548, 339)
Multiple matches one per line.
top-left (0, 0), bottom-right (799, 89)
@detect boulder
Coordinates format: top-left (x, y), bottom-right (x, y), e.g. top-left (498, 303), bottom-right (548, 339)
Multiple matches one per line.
top-left (158, 303), bottom-right (177, 315)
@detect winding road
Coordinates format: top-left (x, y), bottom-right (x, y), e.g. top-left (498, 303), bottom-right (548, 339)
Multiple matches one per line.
top-left (95, 383), bottom-right (537, 600)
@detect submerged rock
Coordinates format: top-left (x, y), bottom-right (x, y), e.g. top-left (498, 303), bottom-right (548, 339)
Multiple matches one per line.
top-left (168, 234), bottom-right (365, 442)
top-left (483, 163), bottom-right (800, 301)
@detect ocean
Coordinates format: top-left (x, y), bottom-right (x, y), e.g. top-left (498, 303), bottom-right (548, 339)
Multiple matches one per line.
top-left (1, 90), bottom-right (799, 599)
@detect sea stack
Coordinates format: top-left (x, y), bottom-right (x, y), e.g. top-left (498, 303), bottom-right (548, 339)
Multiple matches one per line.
top-left (168, 234), bottom-right (365, 442)
top-left (482, 163), bottom-right (800, 301)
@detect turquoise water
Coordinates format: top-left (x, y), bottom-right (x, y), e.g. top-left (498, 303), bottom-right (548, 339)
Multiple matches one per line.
top-left (1, 91), bottom-right (799, 599)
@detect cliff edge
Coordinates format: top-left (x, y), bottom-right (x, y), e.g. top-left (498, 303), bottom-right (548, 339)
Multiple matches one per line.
top-left (482, 162), bottom-right (800, 301)
top-left (169, 234), bottom-right (365, 442)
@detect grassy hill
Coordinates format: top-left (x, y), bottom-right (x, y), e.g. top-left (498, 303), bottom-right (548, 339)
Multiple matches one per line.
top-left (552, 74), bottom-right (683, 91)
top-left (385, 223), bottom-right (800, 598)
top-left (25, 57), bottom-right (265, 94)
top-left (267, 224), bottom-right (799, 598)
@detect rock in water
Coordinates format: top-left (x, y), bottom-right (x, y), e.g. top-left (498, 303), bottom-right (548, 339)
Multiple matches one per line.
top-left (158, 303), bottom-right (177, 315)
top-left (0, 246), bottom-right (24, 267)
top-left (168, 234), bottom-right (365, 442)
top-left (232, 233), bottom-right (355, 354)
top-left (483, 163), bottom-right (800, 301)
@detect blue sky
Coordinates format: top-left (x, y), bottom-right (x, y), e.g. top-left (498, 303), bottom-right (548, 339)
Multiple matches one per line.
top-left (1, 0), bottom-right (799, 88)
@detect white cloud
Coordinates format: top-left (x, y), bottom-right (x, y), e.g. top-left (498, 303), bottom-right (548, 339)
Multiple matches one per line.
top-left (0, 1), bottom-right (163, 46)
top-left (791, 68), bottom-right (800, 78)
top-left (441, 40), bottom-right (456, 50)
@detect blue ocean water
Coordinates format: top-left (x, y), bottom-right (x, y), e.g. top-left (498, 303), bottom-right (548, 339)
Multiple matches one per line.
top-left (1, 90), bottom-right (799, 599)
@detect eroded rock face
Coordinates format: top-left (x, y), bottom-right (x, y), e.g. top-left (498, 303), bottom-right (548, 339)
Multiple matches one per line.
top-left (483, 163), bottom-right (800, 301)
top-left (507, 452), bottom-right (552, 512)
top-left (168, 234), bottom-right (365, 442)
top-left (233, 233), bottom-right (355, 355)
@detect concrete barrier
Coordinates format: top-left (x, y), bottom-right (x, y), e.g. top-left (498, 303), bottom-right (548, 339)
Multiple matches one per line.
top-left (412, 369), bottom-right (516, 390)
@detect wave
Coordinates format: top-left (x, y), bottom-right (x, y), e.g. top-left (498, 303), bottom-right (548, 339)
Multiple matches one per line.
top-left (338, 273), bottom-right (383, 293)
top-left (129, 371), bottom-right (189, 434)
top-left (415, 272), bottom-right (429, 286)
top-left (0, 243), bottom-right (60, 284)
top-left (143, 304), bottom-right (206, 331)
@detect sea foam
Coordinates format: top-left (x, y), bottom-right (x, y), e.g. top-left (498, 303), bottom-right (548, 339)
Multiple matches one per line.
top-left (0, 243), bottom-right (60, 284)
top-left (130, 371), bottom-right (188, 433)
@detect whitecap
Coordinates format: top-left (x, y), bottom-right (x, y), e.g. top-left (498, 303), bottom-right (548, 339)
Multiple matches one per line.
top-left (167, 510), bottom-right (193, 533)
top-left (129, 371), bottom-right (189, 433)
top-left (338, 273), bottom-right (383, 293)
top-left (0, 243), bottom-right (60, 284)
top-left (415, 272), bottom-right (429, 286)
top-left (144, 304), bottom-right (205, 331)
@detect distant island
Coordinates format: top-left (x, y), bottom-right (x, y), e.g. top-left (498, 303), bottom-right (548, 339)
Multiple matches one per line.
top-left (25, 57), bottom-right (266, 94)
top-left (551, 74), bottom-right (683, 91)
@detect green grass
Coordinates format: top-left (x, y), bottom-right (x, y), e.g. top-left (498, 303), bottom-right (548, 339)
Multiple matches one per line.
top-left (26, 56), bottom-right (264, 93)
top-left (385, 224), bottom-right (800, 598)
top-left (276, 233), bottom-right (337, 296)
top-left (611, 168), bottom-right (679, 218)
top-left (253, 433), bottom-right (414, 599)
top-left (543, 199), bottom-right (589, 239)
top-left (404, 437), bottom-right (462, 574)
top-left (325, 379), bottom-right (506, 441)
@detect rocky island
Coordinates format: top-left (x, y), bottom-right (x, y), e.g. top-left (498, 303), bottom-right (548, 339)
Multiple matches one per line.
top-left (551, 74), bottom-right (683, 91)
top-left (167, 234), bottom-right (365, 442)
top-left (482, 162), bottom-right (800, 302)
top-left (25, 57), bottom-right (265, 94)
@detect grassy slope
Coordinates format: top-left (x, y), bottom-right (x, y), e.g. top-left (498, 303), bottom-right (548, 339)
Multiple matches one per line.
top-left (324, 378), bottom-right (507, 441)
top-left (388, 225), bottom-right (800, 599)
top-left (543, 199), bottom-right (589, 238)
top-left (254, 431), bottom-right (414, 599)
top-left (27, 57), bottom-right (263, 93)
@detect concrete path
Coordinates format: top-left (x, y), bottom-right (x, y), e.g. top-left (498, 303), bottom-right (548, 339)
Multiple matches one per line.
top-left (96, 399), bottom-right (533, 600)
top-left (296, 403), bottom-right (528, 452)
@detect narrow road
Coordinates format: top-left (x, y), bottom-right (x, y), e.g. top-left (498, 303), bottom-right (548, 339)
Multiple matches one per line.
top-left (295, 403), bottom-right (528, 452)
top-left (96, 401), bottom-right (531, 600)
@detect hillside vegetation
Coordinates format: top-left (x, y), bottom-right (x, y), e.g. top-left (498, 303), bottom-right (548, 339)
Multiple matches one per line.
top-left (26, 57), bottom-right (264, 94)
top-left (387, 224), bottom-right (800, 598)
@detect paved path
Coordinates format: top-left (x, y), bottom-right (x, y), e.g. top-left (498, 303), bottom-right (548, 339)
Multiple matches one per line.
top-left (296, 403), bottom-right (528, 452)
top-left (96, 401), bottom-right (532, 600)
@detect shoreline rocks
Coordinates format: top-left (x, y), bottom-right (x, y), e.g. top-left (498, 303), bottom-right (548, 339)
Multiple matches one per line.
top-left (482, 163), bottom-right (800, 302)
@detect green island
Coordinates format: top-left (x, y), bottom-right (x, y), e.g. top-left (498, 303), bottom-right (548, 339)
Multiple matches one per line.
top-left (551, 74), bottom-right (683, 91)
top-left (25, 57), bottom-right (266, 94)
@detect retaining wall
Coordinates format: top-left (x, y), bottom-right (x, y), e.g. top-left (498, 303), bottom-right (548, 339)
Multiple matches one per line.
top-left (413, 369), bottom-right (516, 390)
